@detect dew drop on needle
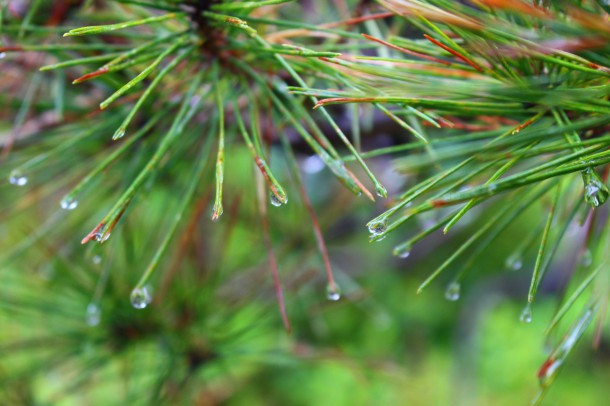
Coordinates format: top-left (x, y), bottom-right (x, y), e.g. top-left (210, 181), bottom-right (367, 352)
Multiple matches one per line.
top-left (520, 303), bottom-right (532, 323)
top-left (9, 170), bottom-right (27, 186)
top-left (60, 195), bottom-right (78, 210)
top-left (130, 286), bottom-right (152, 309)
top-left (445, 281), bottom-right (460, 301)
top-left (326, 283), bottom-right (341, 301)
top-left (86, 303), bottom-right (101, 327)
top-left (270, 192), bottom-right (287, 207)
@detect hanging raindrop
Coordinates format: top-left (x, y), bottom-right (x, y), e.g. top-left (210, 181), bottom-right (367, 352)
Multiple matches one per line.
top-left (60, 195), bottom-right (78, 210)
top-left (581, 168), bottom-right (609, 207)
top-left (130, 286), bottom-right (152, 309)
top-left (445, 281), bottom-right (461, 301)
top-left (270, 192), bottom-right (287, 207)
top-left (367, 217), bottom-right (388, 236)
top-left (9, 169), bottom-right (27, 186)
top-left (86, 303), bottom-right (101, 327)
top-left (375, 184), bottom-right (388, 198)
top-left (393, 243), bottom-right (411, 259)
top-left (520, 303), bottom-right (532, 323)
top-left (326, 283), bottom-right (341, 301)
top-left (93, 231), bottom-right (110, 243)
top-left (112, 127), bottom-right (126, 140)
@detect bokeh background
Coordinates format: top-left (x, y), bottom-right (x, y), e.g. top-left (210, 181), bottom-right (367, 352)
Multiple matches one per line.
top-left (1, 138), bottom-right (609, 405)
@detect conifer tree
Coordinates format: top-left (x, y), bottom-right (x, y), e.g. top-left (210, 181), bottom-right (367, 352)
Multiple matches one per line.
top-left (2, 1), bottom-right (610, 404)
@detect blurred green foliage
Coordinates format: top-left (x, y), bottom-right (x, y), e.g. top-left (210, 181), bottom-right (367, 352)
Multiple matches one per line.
top-left (2, 143), bottom-right (609, 404)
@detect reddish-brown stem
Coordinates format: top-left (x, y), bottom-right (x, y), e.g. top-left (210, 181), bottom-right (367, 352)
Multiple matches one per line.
top-left (361, 33), bottom-right (451, 65)
top-left (323, 12), bottom-right (394, 28)
top-left (537, 357), bottom-right (556, 380)
top-left (423, 34), bottom-right (484, 72)
top-left (431, 199), bottom-right (448, 208)
top-left (73, 67), bottom-right (109, 84)
top-left (81, 199), bottom-right (130, 244)
top-left (102, 201), bottom-right (130, 239)
top-left (0, 46), bottom-right (23, 53)
top-left (296, 179), bottom-right (337, 293)
top-left (260, 202), bottom-right (291, 333)
top-left (512, 116), bottom-right (537, 134)
top-left (81, 222), bottom-right (105, 244)
top-left (344, 166), bottom-right (375, 201)
top-left (254, 156), bottom-right (283, 201)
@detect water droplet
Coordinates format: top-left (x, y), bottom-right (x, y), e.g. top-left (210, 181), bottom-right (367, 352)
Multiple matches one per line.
top-left (445, 281), bottom-right (460, 301)
top-left (375, 184), bottom-right (388, 198)
top-left (112, 127), bottom-right (126, 140)
top-left (326, 283), bottom-right (341, 301)
top-left (393, 244), bottom-right (411, 258)
top-left (9, 169), bottom-right (27, 186)
top-left (130, 286), bottom-right (152, 309)
top-left (92, 228), bottom-right (110, 243)
top-left (0, 52), bottom-right (6, 59)
top-left (60, 195), bottom-right (78, 210)
top-left (86, 303), bottom-right (101, 326)
top-left (270, 192), bottom-right (287, 207)
top-left (520, 303), bottom-right (532, 323)
top-left (92, 255), bottom-right (102, 265)
top-left (367, 217), bottom-right (388, 236)
top-left (370, 234), bottom-right (386, 242)
top-left (211, 204), bottom-right (223, 221)
top-left (505, 253), bottom-right (523, 271)
top-left (582, 168), bottom-right (609, 207)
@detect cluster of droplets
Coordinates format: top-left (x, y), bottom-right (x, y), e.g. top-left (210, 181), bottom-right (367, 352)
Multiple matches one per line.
top-left (130, 286), bottom-right (152, 309)
top-left (85, 303), bottom-right (101, 327)
top-left (326, 283), bottom-right (341, 301)
top-left (581, 168), bottom-right (609, 208)
top-left (444, 281), bottom-right (461, 301)
top-left (9, 169), bottom-right (27, 186)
